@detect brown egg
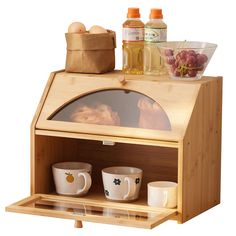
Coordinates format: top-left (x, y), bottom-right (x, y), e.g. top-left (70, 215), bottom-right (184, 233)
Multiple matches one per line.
top-left (89, 25), bottom-right (107, 34)
top-left (68, 22), bottom-right (86, 33)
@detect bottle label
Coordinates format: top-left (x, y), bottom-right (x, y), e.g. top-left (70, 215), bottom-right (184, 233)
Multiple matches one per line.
top-left (145, 28), bottom-right (167, 42)
top-left (123, 27), bottom-right (144, 41)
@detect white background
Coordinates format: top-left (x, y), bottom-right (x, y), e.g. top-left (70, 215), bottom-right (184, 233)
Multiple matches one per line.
top-left (0, 0), bottom-right (235, 235)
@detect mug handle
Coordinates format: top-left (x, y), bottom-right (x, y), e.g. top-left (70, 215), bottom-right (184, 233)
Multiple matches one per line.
top-left (123, 177), bottom-right (136, 200)
top-left (163, 190), bottom-right (168, 207)
top-left (76, 172), bottom-right (92, 195)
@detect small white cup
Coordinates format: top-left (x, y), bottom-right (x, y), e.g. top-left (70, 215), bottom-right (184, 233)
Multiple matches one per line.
top-left (102, 166), bottom-right (142, 202)
top-left (52, 162), bottom-right (92, 196)
top-left (148, 181), bottom-right (177, 208)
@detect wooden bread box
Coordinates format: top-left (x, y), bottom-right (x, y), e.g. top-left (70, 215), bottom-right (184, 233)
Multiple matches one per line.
top-left (6, 70), bottom-right (222, 229)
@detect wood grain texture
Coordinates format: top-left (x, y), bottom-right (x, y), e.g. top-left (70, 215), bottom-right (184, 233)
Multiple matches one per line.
top-left (35, 129), bottom-right (179, 148)
top-left (56, 70), bottom-right (220, 84)
top-left (74, 221), bottom-right (83, 228)
top-left (182, 77), bottom-right (222, 222)
top-left (177, 141), bottom-right (183, 222)
top-left (31, 71), bottom-right (63, 194)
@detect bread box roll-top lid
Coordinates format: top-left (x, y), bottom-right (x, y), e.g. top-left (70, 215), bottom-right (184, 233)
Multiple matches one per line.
top-left (34, 70), bottom-right (211, 144)
top-left (65, 30), bottom-right (116, 51)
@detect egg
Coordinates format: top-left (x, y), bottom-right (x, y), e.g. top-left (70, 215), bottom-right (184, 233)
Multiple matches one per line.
top-left (89, 25), bottom-right (107, 34)
top-left (68, 22), bottom-right (86, 34)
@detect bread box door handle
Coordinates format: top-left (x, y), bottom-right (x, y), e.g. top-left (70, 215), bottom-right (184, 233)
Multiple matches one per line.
top-left (118, 76), bottom-right (127, 85)
top-left (102, 141), bottom-right (115, 146)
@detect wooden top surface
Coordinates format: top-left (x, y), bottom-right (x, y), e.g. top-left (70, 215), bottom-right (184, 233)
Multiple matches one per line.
top-left (57, 70), bottom-right (222, 84)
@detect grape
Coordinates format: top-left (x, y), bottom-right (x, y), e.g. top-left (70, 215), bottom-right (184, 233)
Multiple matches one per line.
top-left (166, 56), bottom-right (175, 65)
top-left (175, 60), bottom-right (179, 68)
top-left (165, 48), bottom-right (208, 79)
top-left (186, 55), bottom-right (196, 65)
top-left (171, 64), bottom-right (176, 73)
top-left (173, 69), bottom-right (181, 77)
top-left (171, 65), bottom-right (181, 77)
top-left (178, 58), bottom-right (186, 66)
top-left (164, 49), bottom-right (174, 56)
top-left (197, 65), bottom-right (204, 71)
top-left (188, 63), bottom-right (196, 69)
top-left (179, 50), bottom-right (187, 60)
top-left (197, 54), bottom-right (208, 65)
top-left (187, 50), bottom-right (196, 56)
top-left (201, 54), bottom-right (208, 63)
top-left (188, 70), bottom-right (197, 77)
top-left (176, 53), bottom-right (181, 61)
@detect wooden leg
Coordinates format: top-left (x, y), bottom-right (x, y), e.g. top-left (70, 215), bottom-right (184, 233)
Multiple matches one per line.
top-left (74, 220), bottom-right (83, 228)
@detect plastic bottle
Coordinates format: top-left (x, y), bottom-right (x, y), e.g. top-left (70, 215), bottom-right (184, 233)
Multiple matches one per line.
top-left (122, 8), bottom-right (144, 75)
top-left (144, 9), bottom-right (167, 75)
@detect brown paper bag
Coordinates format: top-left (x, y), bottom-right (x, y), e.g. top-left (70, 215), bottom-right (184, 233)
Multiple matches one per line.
top-left (65, 30), bottom-right (116, 73)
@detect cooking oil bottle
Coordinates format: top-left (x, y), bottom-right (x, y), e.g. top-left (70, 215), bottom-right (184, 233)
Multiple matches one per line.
top-left (144, 9), bottom-right (167, 75)
top-left (122, 8), bottom-right (144, 75)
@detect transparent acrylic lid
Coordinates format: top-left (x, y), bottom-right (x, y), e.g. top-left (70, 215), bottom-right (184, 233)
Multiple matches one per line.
top-left (49, 89), bottom-right (171, 131)
top-left (26, 198), bottom-right (156, 221)
top-left (7, 194), bottom-right (177, 228)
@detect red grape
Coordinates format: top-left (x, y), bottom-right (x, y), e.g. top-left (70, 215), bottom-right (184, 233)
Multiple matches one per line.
top-left (197, 54), bottom-right (208, 65)
top-left (175, 60), bottom-right (179, 67)
top-left (179, 50), bottom-right (187, 60)
top-left (179, 59), bottom-right (187, 67)
top-left (188, 70), bottom-right (197, 77)
top-left (171, 64), bottom-right (176, 73)
top-left (164, 49), bottom-right (174, 56)
top-left (165, 49), bottom-right (208, 79)
top-left (202, 54), bottom-right (208, 63)
top-left (186, 55), bottom-right (196, 65)
top-left (166, 56), bottom-right (175, 65)
top-left (187, 50), bottom-right (196, 56)
top-left (197, 65), bottom-right (204, 71)
top-left (173, 69), bottom-right (181, 77)
top-left (176, 53), bottom-right (181, 61)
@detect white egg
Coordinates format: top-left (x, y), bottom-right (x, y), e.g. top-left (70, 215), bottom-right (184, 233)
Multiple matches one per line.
top-left (89, 25), bottom-right (107, 34)
top-left (68, 22), bottom-right (86, 33)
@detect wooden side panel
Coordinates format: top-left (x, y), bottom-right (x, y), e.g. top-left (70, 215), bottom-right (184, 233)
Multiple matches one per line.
top-left (34, 135), bottom-right (178, 195)
top-left (31, 70), bottom-right (64, 194)
top-left (182, 77), bottom-right (222, 222)
top-left (201, 78), bottom-right (222, 209)
top-left (182, 86), bottom-right (204, 221)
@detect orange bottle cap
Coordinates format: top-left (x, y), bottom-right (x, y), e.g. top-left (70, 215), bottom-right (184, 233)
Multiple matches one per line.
top-left (150, 8), bottom-right (163, 19)
top-left (127, 8), bottom-right (140, 18)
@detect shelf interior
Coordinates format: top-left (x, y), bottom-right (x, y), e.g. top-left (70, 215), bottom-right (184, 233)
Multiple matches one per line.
top-left (34, 134), bottom-right (178, 208)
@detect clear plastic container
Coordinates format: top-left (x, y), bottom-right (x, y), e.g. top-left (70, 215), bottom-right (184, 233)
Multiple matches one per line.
top-left (144, 9), bottom-right (167, 75)
top-left (122, 8), bottom-right (144, 75)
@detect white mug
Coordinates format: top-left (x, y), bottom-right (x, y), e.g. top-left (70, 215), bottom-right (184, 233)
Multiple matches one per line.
top-left (52, 162), bottom-right (92, 196)
top-left (148, 181), bottom-right (177, 208)
top-left (102, 166), bottom-right (142, 202)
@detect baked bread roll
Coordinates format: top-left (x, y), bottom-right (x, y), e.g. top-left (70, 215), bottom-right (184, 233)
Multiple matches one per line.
top-left (70, 103), bottom-right (120, 126)
top-left (138, 98), bottom-right (171, 130)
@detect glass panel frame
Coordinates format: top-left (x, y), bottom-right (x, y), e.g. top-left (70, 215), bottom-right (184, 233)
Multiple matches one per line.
top-left (49, 89), bottom-right (171, 131)
top-left (6, 194), bottom-right (177, 229)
